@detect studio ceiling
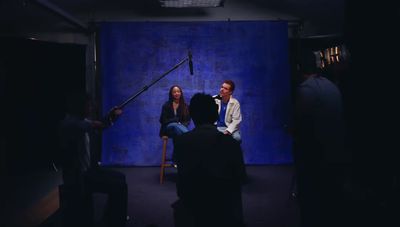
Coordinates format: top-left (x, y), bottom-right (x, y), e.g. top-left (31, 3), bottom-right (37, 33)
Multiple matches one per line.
top-left (1, 0), bottom-right (345, 40)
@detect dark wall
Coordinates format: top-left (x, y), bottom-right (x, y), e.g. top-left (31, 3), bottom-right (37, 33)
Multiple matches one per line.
top-left (343, 1), bottom-right (400, 226)
top-left (1, 37), bottom-right (86, 174)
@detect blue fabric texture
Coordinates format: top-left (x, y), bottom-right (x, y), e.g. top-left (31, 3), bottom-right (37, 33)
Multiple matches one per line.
top-left (100, 21), bottom-right (292, 165)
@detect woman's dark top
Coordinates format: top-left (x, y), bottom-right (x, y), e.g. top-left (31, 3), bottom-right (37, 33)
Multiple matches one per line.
top-left (159, 101), bottom-right (191, 137)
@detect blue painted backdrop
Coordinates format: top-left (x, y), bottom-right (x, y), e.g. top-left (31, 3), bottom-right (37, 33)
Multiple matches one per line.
top-left (100, 21), bottom-right (292, 166)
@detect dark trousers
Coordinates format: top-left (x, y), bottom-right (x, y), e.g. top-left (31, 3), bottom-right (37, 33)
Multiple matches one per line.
top-left (295, 163), bottom-right (350, 227)
top-left (60, 168), bottom-right (127, 227)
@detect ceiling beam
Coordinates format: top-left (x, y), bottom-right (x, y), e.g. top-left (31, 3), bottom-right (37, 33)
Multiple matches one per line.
top-left (32, 0), bottom-right (89, 32)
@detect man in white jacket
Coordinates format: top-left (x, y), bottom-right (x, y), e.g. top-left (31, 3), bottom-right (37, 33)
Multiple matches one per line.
top-left (215, 80), bottom-right (242, 142)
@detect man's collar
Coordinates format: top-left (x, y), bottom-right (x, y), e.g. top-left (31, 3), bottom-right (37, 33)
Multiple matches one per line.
top-left (222, 95), bottom-right (231, 103)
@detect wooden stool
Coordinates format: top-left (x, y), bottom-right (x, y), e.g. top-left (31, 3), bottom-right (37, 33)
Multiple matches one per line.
top-left (160, 136), bottom-right (173, 184)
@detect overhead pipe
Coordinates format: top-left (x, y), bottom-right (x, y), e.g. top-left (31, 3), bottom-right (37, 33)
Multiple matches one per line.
top-left (32, 0), bottom-right (89, 32)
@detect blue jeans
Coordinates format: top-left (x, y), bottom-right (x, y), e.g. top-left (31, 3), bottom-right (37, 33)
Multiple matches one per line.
top-left (166, 122), bottom-right (189, 138)
top-left (217, 126), bottom-right (242, 143)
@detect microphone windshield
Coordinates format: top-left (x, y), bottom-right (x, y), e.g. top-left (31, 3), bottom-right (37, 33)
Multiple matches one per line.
top-left (188, 50), bottom-right (193, 75)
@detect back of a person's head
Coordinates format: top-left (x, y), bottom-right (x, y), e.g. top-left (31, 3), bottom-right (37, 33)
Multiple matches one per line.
top-left (298, 50), bottom-right (318, 75)
top-left (64, 91), bottom-right (88, 118)
top-left (189, 93), bottom-right (218, 126)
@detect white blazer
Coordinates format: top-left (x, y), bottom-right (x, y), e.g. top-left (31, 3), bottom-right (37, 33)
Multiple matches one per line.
top-left (215, 96), bottom-right (242, 134)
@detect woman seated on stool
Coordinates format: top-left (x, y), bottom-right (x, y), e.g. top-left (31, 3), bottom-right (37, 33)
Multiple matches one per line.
top-left (159, 85), bottom-right (191, 140)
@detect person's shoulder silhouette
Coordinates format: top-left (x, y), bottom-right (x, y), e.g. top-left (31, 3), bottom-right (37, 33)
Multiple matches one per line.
top-left (173, 93), bottom-right (246, 227)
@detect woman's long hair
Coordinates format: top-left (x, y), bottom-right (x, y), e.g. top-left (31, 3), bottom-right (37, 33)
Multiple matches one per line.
top-left (168, 85), bottom-right (189, 118)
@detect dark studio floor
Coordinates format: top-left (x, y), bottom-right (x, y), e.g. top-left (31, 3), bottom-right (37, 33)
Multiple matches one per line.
top-left (4, 165), bottom-right (300, 227)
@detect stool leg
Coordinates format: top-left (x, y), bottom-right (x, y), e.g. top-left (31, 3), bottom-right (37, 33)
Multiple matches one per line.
top-left (160, 138), bottom-right (168, 184)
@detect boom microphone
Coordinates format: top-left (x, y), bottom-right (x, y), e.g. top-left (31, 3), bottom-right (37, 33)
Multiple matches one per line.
top-left (188, 50), bottom-right (193, 75)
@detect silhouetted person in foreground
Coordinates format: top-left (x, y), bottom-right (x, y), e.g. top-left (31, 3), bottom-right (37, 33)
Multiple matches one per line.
top-left (58, 92), bottom-right (127, 227)
top-left (293, 51), bottom-right (350, 227)
top-left (172, 93), bottom-right (247, 227)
